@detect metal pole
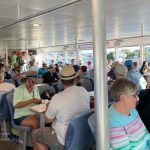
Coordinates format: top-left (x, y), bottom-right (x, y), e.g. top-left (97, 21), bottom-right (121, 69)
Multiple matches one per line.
top-left (92, 0), bottom-right (108, 150)
top-left (75, 41), bottom-right (79, 65)
top-left (5, 42), bottom-right (8, 65)
top-left (115, 47), bottom-right (118, 62)
top-left (65, 50), bottom-right (68, 64)
top-left (140, 45), bottom-right (144, 65)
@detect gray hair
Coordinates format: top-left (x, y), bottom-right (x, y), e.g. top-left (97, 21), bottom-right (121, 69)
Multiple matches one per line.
top-left (110, 78), bottom-right (137, 102)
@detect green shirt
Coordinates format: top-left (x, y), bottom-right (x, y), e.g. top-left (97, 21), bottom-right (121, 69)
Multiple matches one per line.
top-left (13, 84), bottom-right (40, 119)
top-left (11, 54), bottom-right (17, 65)
top-left (0, 73), bottom-right (4, 80)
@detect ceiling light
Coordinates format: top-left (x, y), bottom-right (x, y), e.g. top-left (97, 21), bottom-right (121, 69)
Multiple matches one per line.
top-left (32, 23), bottom-right (41, 27)
top-left (78, 39), bottom-right (85, 42)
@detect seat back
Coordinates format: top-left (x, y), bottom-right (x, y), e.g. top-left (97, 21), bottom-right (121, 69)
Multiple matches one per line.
top-left (3, 79), bottom-right (16, 86)
top-left (65, 110), bottom-right (95, 150)
top-left (87, 69), bottom-right (94, 79)
top-left (0, 91), bottom-right (11, 121)
top-left (51, 82), bottom-right (64, 93)
top-left (81, 78), bottom-right (94, 92)
top-left (6, 92), bottom-right (16, 127)
top-left (136, 89), bottom-right (150, 132)
top-left (38, 84), bottom-right (56, 95)
top-left (88, 113), bottom-right (96, 139)
top-left (6, 92), bottom-right (31, 150)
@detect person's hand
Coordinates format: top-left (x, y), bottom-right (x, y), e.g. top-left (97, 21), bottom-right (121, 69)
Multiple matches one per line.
top-left (31, 98), bottom-right (41, 104)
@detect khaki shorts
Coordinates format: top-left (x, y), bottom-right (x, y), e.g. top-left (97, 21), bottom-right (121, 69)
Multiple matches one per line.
top-left (33, 127), bottom-right (64, 150)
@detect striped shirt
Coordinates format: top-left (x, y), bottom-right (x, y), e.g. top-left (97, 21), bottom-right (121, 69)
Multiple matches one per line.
top-left (108, 105), bottom-right (150, 150)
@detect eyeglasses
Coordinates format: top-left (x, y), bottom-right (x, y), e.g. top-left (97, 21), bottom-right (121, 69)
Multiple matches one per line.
top-left (130, 92), bottom-right (139, 100)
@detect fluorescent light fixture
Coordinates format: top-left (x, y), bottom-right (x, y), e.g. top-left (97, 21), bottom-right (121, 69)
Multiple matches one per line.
top-left (32, 23), bottom-right (41, 27)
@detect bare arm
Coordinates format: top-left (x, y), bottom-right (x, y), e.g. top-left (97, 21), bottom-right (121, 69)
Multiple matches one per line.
top-left (45, 102), bottom-right (54, 124)
top-left (15, 98), bottom-right (41, 109)
top-left (45, 115), bottom-right (54, 124)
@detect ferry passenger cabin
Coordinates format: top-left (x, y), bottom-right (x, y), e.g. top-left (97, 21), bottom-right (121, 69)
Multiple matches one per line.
top-left (1, 0), bottom-right (150, 150)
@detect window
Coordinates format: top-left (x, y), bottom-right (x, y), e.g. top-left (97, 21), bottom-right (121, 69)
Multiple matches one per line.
top-left (144, 45), bottom-right (150, 63)
top-left (44, 51), bottom-right (65, 65)
top-left (80, 50), bottom-right (93, 66)
top-left (68, 51), bottom-right (76, 64)
top-left (118, 46), bottom-right (140, 63)
top-left (107, 48), bottom-right (115, 61)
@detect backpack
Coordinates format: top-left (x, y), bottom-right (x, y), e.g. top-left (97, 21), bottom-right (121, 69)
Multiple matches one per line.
top-left (136, 89), bottom-right (150, 132)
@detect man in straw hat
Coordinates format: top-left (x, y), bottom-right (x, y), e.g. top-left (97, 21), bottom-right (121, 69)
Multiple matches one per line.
top-left (13, 71), bottom-right (41, 150)
top-left (33, 64), bottom-right (90, 150)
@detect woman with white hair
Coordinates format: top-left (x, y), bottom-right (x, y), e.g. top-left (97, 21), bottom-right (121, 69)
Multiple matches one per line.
top-left (109, 78), bottom-right (150, 150)
top-left (115, 64), bottom-right (127, 79)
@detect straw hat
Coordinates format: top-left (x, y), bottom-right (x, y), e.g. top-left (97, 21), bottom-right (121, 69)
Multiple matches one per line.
top-left (60, 64), bottom-right (78, 80)
top-left (21, 71), bottom-right (39, 83)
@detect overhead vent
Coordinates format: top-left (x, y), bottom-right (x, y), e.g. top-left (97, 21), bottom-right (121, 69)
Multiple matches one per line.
top-left (114, 39), bottom-right (123, 47)
top-left (63, 45), bottom-right (69, 51)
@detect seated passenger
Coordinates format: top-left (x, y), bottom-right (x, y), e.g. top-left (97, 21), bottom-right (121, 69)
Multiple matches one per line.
top-left (87, 60), bottom-right (93, 70)
top-left (28, 61), bottom-right (39, 72)
top-left (13, 71), bottom-right (41, 149)
top-left (12, 66), bottom-right (24, 87)
top-left (109, 78), bottom-right (150, 150)
top-left (55, 63), bottom-right (60, 76)
top-left (73, 64), bottom-right (80, 73)
top-left (133, 61), bottom-right (139, 72)
top-left (76, 65), bottom-right (88, 86)
top-left (38, 63), bottom-right (48, 76)
top-left (42, 65), bottom-right (59, 84)
top-left (107, 59), bottom-right (112, 72)
top-left (108, 64), bottom-right (127, 102)
top-left (33, 64), bottom-right (90, 150)
top-left (115, 64), bottom-right (127, 79)
top-left (124, 60), bottom-right (147, 94)
top-left (0, 64), bottom-right (11, 80)
top-left (140, 61), bottom-right (149, 75)
top-left (107, 62), bottom-right (120, 81)
top-left (78, 65), bottom-right (88, 79)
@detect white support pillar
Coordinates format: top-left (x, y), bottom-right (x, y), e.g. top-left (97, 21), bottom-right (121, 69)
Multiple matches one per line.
top-left (41, 49), bottom-right (44, 62)
top-left (140, 45), bottom-right (144, 65)
top-left (75, 42), bottom-right (79, 65)
top-left (78, 50), bottom-right (82, 63)
top-left (115, 47), bottom-right (118, 62)
top-left (5, 42), bottom-right (8, 65)
top-left (17, 0), bottom-right (20, 19)
top-left (65, 50), bottom-right (68, 64)
top-left (92, 0), bottom-right (108, 150)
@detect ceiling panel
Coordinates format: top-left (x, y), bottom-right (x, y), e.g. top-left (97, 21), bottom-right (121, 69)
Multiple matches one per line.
top-left (106, 0), bottom-right (147, 11)
top-left (0, 0), bottom-right (150, 49)
top-left (0, 4), bottom-right (18, 19)
top-left (20, 0), bottom-right (72, 11)
top-left (56, 1), bottom-right (91, 18)
top-left (0, 0), bottom-right (18, 6)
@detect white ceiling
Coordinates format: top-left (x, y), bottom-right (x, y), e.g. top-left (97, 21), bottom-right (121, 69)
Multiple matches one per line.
top-left (0, 0), bottom-right (150, 50)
